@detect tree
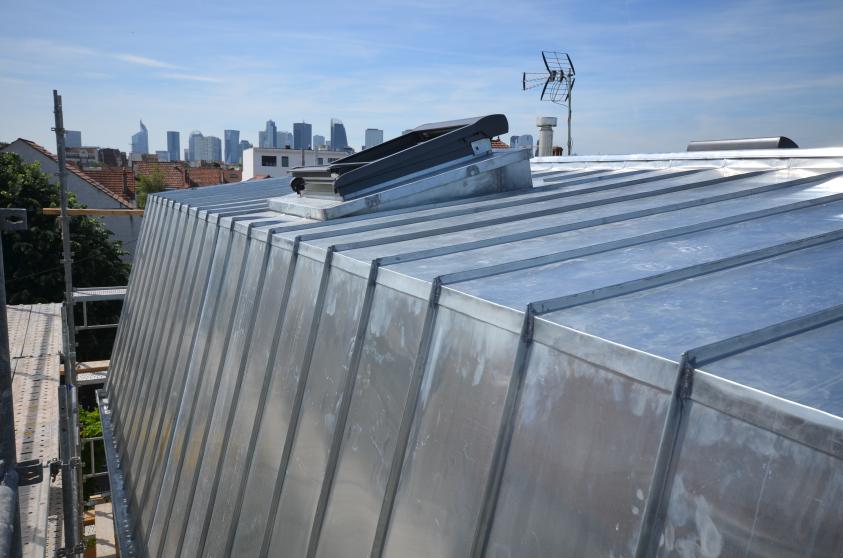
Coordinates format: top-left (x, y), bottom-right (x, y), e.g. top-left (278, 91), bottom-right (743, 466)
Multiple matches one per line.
top-left (135, 168), bottom-right (166, 208)
top-left (0, 151), bottom-right (129, 304)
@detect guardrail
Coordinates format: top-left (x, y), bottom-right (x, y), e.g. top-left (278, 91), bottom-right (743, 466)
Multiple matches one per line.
top-left (81, 437), bottom-right (108, 483)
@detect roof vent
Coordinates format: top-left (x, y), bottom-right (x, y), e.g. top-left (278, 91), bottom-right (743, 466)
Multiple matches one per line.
top-left (687, 136), bottom-right (798, 152)
top-left (271, 114), bottom-right (532, 220)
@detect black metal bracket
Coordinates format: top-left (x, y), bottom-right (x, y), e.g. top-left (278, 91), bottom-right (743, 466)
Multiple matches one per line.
top-left (15, 459), bottom-right (43, 487)
top-left (48, 458), bottom-right (61, 483)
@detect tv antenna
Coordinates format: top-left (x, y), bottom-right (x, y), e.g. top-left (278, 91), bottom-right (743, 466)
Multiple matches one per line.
top-left (523, 51), bottom-right (575, 155)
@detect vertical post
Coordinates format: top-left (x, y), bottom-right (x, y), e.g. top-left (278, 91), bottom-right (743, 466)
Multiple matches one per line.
top-left (53, 89), bottom-right (83, 556)
top-left (567, 90), bottom-right (573, 156)
top-left (0, 215), bottom-right (22, 558)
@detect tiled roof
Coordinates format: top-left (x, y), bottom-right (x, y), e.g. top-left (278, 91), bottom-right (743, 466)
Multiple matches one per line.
top-left (491, 137), bottom-right (509, 149)
top-left (133, 162), bottom-right (242, 189)
top-left (11, 139), bottom-right (133, 207)
top-left (187, 167), bottom-right (227, 187)
top-left (83, 168), bottom-right (136, 200)
top-left (133, 162), bottom-right (188, 189)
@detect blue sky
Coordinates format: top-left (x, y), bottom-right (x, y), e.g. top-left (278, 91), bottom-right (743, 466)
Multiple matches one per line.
top-left (1, 0), bottom-right (841, 155)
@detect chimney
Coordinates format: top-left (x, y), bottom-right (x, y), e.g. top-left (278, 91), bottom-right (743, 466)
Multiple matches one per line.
top-left (536, 117), bottom-right (557, 157)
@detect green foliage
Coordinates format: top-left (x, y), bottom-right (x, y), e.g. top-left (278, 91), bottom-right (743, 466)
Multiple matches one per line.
top-left (136, 168), bottom-right (166, 208)
top-left (79, 406), bottom-right (103, 438)
top-left (0, 152), bottom-right (129, 304)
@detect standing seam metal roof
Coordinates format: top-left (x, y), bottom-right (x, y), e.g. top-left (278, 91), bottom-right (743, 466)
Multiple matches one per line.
top-left (104, 148), bottom-right (843, 558)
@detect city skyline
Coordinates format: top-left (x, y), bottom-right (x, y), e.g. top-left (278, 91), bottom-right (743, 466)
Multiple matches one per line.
top-left (2, 1), bottom-right (842, 155)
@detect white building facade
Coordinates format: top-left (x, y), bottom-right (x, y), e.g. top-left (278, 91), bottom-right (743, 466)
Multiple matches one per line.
top-left (242, 147), bottom-right (349, 180)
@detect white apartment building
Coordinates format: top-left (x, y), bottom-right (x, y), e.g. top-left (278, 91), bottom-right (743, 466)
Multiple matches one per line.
top-left (242, 147), bottom-right (350, 180)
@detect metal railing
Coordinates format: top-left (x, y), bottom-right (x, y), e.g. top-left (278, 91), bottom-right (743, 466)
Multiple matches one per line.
top-left (80, 437), bottom-right (108, 483)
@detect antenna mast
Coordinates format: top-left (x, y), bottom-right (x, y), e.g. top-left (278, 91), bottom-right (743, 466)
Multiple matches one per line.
top-left (522, 51), bottom-right (576, 155)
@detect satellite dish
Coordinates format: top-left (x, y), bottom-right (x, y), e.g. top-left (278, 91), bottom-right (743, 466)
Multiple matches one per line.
top-left (522, 51), bottom-right (576, 155)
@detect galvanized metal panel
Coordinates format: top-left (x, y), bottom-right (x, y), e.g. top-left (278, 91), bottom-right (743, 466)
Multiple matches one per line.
top-left (382, 307), bottom-right (519, 558)
top-left (315, 286), bottom-right (427, 558)
top-left (159, 226), bottom-right (250, 558)
top-left (657, 402), bottom-right (843, 557)
top-left (179, 231), bottom-right (273, 556)
top-left (385, 174), bottom-right (843, 280)
top-left (266, 267), bottom-right (368, 556)
top-left (122, 205), bottom-right (192, 488)
top-left (229, 254), bottom-right (324, 555)
top-left (485, 339), bottom-right (670, 557)
top-left (544, 239), bottom-right (843, 408)
top-left (137, 216), bottom-right (217, 544)
top-left (145, 221), bottom-right (233, 557)
top-left (200, 243), bottom-right (294, 557)
top-left (703, 319), bottom-right (843, 416)
top-left (453, 198), bottom-right (843, 310)
top-left (129, 210), bottom-right (202, 501)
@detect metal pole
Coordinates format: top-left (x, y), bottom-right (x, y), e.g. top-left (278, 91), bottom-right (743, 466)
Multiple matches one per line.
top-left (0, 219), bottom-right (22, 558)
top-left (567, 90), bottom-right (573, 156)
top-left (52, 89), bottom-right (83, 556)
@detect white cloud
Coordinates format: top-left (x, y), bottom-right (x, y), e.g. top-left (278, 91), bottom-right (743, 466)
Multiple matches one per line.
top-left (157, 72), bottom-right (222, 83)
top-left (113, 53), bottom-right (181, 69)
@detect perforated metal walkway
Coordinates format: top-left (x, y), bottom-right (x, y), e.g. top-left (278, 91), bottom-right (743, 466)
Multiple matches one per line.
top-left (8, 303), bottom-right (63, 558)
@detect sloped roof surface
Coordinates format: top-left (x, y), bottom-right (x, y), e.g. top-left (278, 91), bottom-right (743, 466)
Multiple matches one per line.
top-left (84, 168), bottom-right (135, 199)
top-left (133, 161), bottom-right (187, 189)
top-left (106, 148), bottom-right (843, 558)
top-left (6, 139), bottom-right (134, 207)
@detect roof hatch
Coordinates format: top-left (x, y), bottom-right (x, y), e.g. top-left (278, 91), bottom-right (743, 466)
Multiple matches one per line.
top-left (270, 114), bottom-right (532, 220)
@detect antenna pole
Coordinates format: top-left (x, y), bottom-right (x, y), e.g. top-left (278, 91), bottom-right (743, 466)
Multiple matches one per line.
top-left (567, 90), bottom-right (573, 156)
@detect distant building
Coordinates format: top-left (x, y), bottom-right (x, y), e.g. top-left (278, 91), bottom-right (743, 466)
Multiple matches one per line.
top-left (65, 146), bottom-right (99, 168)
top-left (167, 131), bottom-right (180, 161)
top-left (510, 135), bottom-right (519, 147)
top-left (156, 150), bottom-right (170, 162)
top-left (277, 131), bottom-right (293, 149)
top-left (293, 122), bottom-right (313, 149)
top-left (1, 139), bottom-right (141, 259)
top-left (224, 129), bottom-right (241, 164)
top-left (263, 120), bottom-right (277, 148)
top-left (242, 147), bottom-right (349, 180)
top-left (188, 131), bottom-right (222, 162)
top-left (184, 148), bottom-right (189, 161)
top-left (131, 120), bottom-right (149, 155)
top-left (330, 118), bottom-right (348, 150)
top-left (364, 128), bottom-right (384, 150)
top-left (313, 134), bottom-right (326, 148)
top-left (514, 134), bottom-right (533, 148)
top-left (238, 139), bottom-right (252, 162)
top-left (258, 131), bottom-right (267, 148)
top-left (65, 130), bottom-right (82, 148)
top-left (98, 148), bottom-right (126, 167)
